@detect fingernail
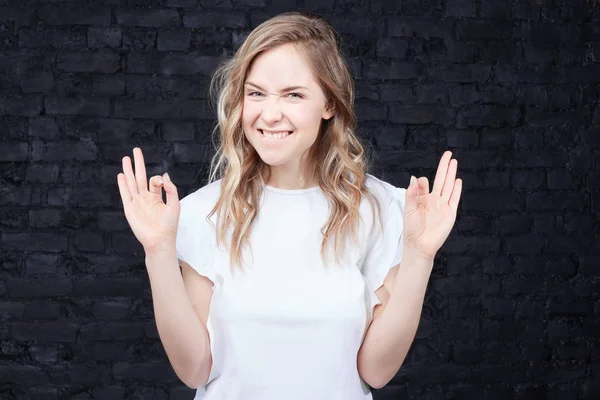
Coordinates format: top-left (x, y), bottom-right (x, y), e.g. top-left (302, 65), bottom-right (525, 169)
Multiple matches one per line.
top-left (164, 172), bottom-right (170, 182)
top-left (410, 175), bottom-right (416, 187)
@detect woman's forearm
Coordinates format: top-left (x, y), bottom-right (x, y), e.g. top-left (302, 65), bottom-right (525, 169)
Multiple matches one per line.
top-left (145, 248), bottom-right (211, 388)
top-left (358, 251), bottom-right (434, 388)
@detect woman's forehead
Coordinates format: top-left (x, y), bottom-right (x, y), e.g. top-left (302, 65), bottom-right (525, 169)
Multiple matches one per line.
top-left (245, 45), bottom-right (317, 87)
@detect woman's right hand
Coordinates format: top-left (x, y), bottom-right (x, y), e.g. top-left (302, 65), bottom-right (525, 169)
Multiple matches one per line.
top-left (117, 147), bottom-right (181, 255)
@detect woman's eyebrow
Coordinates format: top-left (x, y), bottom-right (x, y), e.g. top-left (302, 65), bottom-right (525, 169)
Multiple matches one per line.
top-left (244, 81), bottom-right (309, 92)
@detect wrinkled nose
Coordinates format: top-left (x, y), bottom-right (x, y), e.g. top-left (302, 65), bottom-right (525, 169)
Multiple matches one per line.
top-left (261, 96), bottom-right (283, 123)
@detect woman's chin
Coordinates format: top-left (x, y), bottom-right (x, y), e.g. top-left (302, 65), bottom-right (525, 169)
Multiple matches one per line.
top-left (259, 157), bottom-right (289, 167)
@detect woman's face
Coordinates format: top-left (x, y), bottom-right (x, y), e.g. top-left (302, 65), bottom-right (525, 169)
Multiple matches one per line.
top-left (242, 43), bottom-right (333, 169)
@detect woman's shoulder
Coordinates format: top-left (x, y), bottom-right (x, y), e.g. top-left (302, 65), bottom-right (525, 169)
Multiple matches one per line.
top-left (364, 173), bottom-right (406, 208)
top-left (179, 178), bottom-right (223, 218)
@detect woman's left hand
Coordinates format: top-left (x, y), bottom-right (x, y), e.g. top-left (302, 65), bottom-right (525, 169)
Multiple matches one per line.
top-left (402, 150), bottom-right (463, 262)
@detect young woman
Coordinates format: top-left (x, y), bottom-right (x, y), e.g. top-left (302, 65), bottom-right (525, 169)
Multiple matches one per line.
top-left (117, 11), bottom-right (462, 400)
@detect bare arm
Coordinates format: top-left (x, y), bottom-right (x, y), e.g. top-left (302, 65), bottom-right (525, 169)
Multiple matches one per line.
top-left (357, 248), bottom-right (434, 389)
top-left (146, 247), bottom-right (214, 388)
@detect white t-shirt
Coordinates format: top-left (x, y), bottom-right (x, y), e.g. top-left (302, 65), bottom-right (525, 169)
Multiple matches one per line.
top-left (175, 173), bottom-right (406, 400)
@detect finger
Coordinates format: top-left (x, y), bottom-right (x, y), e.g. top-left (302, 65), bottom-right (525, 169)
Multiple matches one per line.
top-left (441, 158), bottom-right (458, 202)
top-left (133, 147), bottom-right (149, 193)
top-left (416, 176), bottom-right (429, 208)
top-left (117, 173), bottom-right (132, 206)
top-left (122, 156), bottom-right (138, 196)
top-left (417, 176), bottom-right (429, 194)
top-left (162, 173), bottom-right (180, 207)
top-left (449, 179), bottom-right (462, 212)
top-left (148, 175), bottom-right (163, 195)
top-left (431, 150), bottom-right (452, 196)
top-left (405, 177), bottom-right (420, 215)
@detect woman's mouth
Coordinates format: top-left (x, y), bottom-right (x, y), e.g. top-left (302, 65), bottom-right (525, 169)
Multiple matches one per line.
top-left (259, 129), bottom-right (293, 140)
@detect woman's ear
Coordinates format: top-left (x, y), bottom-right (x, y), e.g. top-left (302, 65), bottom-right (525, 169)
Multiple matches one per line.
top-left (322, 101), bottom-right (335, 120)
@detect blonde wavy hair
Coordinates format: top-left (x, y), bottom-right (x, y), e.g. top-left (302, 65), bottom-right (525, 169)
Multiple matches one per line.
top-left (206, 11), bottom-right (383, 270)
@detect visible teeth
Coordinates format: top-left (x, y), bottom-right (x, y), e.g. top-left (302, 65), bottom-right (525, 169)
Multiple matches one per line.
top-left (262, 130), bottom-right (290, 139)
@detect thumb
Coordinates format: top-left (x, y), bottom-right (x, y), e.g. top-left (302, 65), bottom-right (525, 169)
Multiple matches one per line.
top-left (408, 175), bottom-right (418, 196)
top-left (405, 175), bottom-right (418, 208)
top-left (162, 172), bottom-right (180, 206)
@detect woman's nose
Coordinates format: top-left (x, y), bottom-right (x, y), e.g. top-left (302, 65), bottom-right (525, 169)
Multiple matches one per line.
top-left (261, 95), bottom-right (283, 122)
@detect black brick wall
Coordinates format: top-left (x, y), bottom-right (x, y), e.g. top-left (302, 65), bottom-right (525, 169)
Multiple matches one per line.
top-left (1, 0), bottom-right (599, 399)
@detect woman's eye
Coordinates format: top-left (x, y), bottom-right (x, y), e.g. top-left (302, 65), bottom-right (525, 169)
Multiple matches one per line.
top-left (246, 92), bottom-right (302, 98)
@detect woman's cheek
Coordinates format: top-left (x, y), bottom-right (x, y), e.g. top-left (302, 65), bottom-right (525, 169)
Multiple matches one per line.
top-left (242, 103), bottom-right (257, 124)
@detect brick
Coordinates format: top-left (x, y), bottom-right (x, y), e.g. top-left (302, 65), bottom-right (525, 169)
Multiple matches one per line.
top-left (74, 277), bottom-right (144, 297)
top-left (31, 140), bottom-right (98, 161)
top-left (446, 130), bottom-right (479, 148)
top-left (113, 362), bottom-right (179, 382)
top-left (48, 365), bottom-right (112, 385)
top-left (0, 365), bottom-right (50, 385)
top-left (495, 63), bottom-right (557, 84)
top-left (20, 70), bottom-right (54, 93)
top-left (364, 61), bottom-right (421, 80)
top-left (157, 29), bottom-right (190, 51)
top-left (2, 233), bottom-right (68, 252)
top-left (88, 27), bottom-right (122, 48)
top-left (28, 117), bottom-right (59, 139)
top-left (24, 300), bottom-right (61, 319)
top-left (0, 142), bottom-right (28, 161)
top-left (162, 121), bottom-right (195, 141)
top-left (378, 83), bottom-right (414, 102)
top-left (159, 52), bottom-right (221, 75)
top-left (98, 211), bottom-right (130, 231)
top-left (372, 125), bottom-right (406, 148)
top-left (429, 64), bottom-right (491, 83)
top-left (415, 83), bottom-right (447, 104)
top-left (12, 322), bottom-right (77, 341)
top-left (115, 8), bottom-right (180, 27)
top-left (36, 5), bottom-right (111, 26)
top-left (114, 99), bottom-right (210, 119)
top-left (456, 105), bottom-right (519, 128)
top-left (93, 299), bottom-right (131, 320)
top-left (93, 386), bottom-right (126, 400)
top-left (376, 38), bottom-right (408, 59)
top-left (184, 11), bottom-right (246, 28)
top-left (6, 278), bottom-right (73, 298)
top-left (56, 51), bottom-right (119, 73)
top-left (73, 231), bottom-right (105, 253)
top-left (355, 100), bottom-right (387, 121)
top-left (445, 0), bottom-right (476, 17)
top-left (92, 342), bottom-right (131, 361)
top-left (19, 27), bottom-right (87, 49)
top-left (526, 192), bottom-right (586, 211)
top-left (0, 302), bottom-right (25, 320)
top-left (79, 322), bottom-right (148, 340)
top-left (449, 84), bottom-right (480, 106)
top-left (455, 20), bottom-right (513, 40)
top-left (0, 94), bottom-right (43, 116)
top-left (44, 95), bottom-right (110, 117)
top-left (123, 28), bottom-right (157, 49)
top-left (47, 187), bottom-right (112, 207)
top-left (388, 105), bottom-right (452, 125)
top-left (387, 17), bottom-right (453, 38)
top-left (93, 75), bottom-right (126, 96)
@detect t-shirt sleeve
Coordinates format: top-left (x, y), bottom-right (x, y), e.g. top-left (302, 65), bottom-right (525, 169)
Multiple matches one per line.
top-left (360, 185), bottom-right (406, 308)
top-left (175, 195), bottom-right (218, 288)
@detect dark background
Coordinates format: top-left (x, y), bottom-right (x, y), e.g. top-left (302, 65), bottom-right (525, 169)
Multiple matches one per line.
top-left (1, 0), bottom-right (599, 399)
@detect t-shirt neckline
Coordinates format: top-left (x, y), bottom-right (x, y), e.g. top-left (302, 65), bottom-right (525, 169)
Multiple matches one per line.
top-left (264, 184), bottom-right (321, 195)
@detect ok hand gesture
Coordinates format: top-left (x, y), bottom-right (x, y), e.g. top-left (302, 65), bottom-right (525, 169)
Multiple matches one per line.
top-left (402, 150), bottom-right (462, 262)
top-left (117, 147), bottom-right (180, 254)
